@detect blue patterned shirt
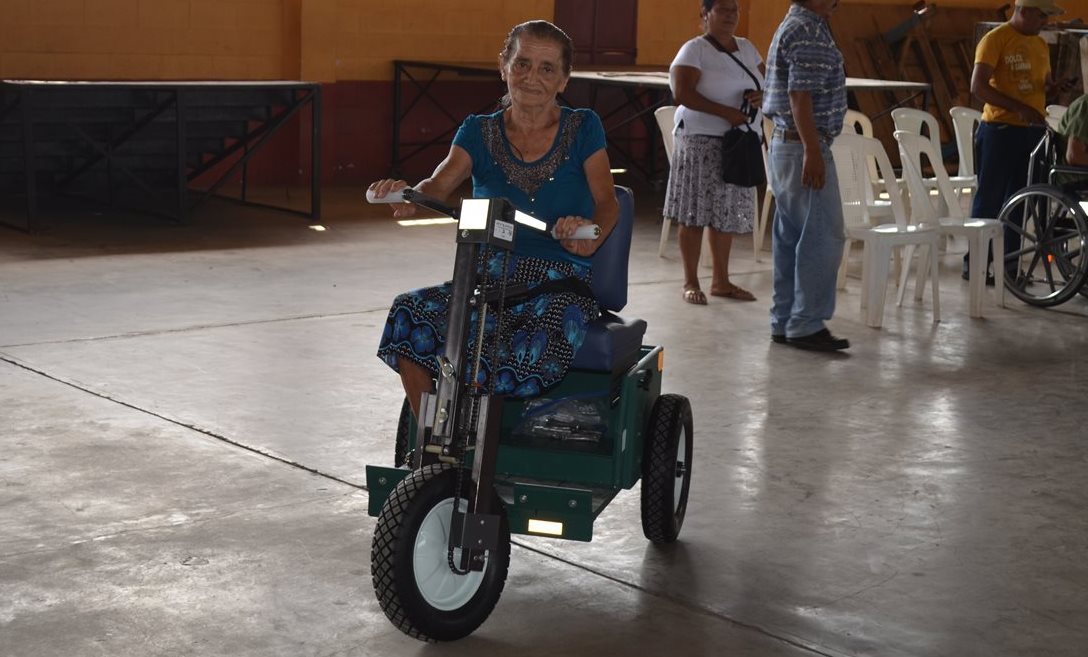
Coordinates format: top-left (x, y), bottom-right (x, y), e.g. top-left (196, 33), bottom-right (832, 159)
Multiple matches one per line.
top-left (453, 107), bottom-right (606, 266)
top-left (762, 3), bottom-right (847, 137)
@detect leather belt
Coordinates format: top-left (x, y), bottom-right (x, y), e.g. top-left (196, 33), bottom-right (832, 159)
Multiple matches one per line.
top-left (773, 128), bottom-right (833, 145)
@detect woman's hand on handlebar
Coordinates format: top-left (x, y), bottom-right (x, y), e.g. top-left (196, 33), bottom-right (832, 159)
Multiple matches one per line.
top-left (368, 179), bottom-right (415, 217)
top-left (555, 216), bottom-right (597, 257)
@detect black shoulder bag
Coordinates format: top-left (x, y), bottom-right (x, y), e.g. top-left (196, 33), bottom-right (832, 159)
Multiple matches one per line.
top-left (704, 35), bottom-right (766, 188)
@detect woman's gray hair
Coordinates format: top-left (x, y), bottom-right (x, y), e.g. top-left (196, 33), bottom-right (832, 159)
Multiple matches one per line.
top-left (499, 20), bottom-right (574, 76)
top-left (498, 20), bottom-right (574, 108)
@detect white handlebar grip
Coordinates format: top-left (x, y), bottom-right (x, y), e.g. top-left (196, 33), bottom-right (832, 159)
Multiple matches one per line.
top-left (366, 187), bottom-right (407, 204)
top-left (558, 224), bottom-right (601, 240)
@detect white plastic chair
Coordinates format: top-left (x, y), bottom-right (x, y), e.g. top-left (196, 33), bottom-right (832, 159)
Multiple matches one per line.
top-left (655, 105), bottom-right (710, 266)
top-left (833, 119), bottom-right (895, 291)
top-left (831, 133), bottom-right (941, 328)
top-left (844, 109), bottom-right (884, 195)
top-left (949, 106), bottom-right (981, 179)
top-left (655, 105), bottom-right (677, 257)
top-left (949, 106), bottom-right (982, 211)
top-left (893, 107), bottom-right (976, 205)
top-left (752, 116), bottom-right (775, 262)
top-left (896, 130), bottom-right (1005, 318)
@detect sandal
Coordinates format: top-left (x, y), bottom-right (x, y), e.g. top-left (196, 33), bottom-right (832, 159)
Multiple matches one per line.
top-left (682, 288), bottom-right (708, 305)
top-left (710, 284), bottom-right (757, 301)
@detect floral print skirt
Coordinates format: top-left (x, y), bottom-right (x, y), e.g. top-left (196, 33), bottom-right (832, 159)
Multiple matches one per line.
top-left (377, 250), bottom-right (598, 399)
top-left (663, 132), bottom-right (756, 233)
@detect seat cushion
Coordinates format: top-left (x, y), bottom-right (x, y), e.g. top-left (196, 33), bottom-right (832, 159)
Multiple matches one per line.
top-left (570, 312), bottom-right (647, 373)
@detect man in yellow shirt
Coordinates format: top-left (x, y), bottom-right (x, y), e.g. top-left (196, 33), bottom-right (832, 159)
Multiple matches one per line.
top-left (969, 0), bottom-right (1067, 283)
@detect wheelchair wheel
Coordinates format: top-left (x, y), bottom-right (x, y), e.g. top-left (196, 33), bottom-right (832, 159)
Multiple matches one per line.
top-left (371, 464), bottom-right (510, 642)
top-left (999, 185), bottom-right (1088, 307)
top-left (394, 397), bottom-right (413, 467)
top-left (641, 394), bottom-right (693, 544)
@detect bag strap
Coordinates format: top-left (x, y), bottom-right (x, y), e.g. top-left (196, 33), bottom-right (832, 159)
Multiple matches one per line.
top-left (703, 35), bottom-right (761, 91)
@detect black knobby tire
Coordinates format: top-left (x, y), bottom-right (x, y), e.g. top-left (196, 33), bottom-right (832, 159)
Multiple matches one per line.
top-left (371, 463), bottom-right (510, 642)
top-left (394, 397), bottom-right (413, 467)
top-left (999, 185), bottom-right (1088, 307)
top-left (641, 394), bottom-right (694, 544)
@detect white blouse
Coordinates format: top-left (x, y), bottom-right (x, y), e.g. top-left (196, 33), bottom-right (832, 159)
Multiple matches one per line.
top-left (670, 35), bottom-right (765, 136)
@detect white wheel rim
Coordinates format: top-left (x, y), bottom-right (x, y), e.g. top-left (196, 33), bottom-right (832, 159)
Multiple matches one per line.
top-left (413, 498), bottom-right (487, 611)
top-left (673, 435), bottom-right (687, 513)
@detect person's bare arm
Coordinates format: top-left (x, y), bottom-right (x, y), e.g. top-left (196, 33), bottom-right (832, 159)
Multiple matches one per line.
top-left (367, 146), bottom-right (473, 217)
top-left (414, 147), bottom-right (472, 202)
top-left (671, 65), bottom-right (750, 126)
top-left (971, 62), bottom-right (1045, 125)
top-left (788, 90), bottom-right (825, 189)
top-left (1067, 134), bottom-right (1088, 167)
top-left (555, 148), bottom-right (618, 257)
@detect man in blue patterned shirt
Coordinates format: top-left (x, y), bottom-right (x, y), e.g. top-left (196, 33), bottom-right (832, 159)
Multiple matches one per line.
top-left (763, 0), bottom-right (850, 351)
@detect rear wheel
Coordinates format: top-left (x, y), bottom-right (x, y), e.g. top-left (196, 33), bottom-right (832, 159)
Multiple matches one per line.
top-left (641, 394), bottom-right (693, 544)
top-left (371, 464), bottom-right (510, 642)
top-left (999, 185), bottom-right (1088, 307)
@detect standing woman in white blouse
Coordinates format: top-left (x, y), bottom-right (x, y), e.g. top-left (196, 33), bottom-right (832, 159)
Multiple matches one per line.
top-left (664, 0), bottom-right (765, 305)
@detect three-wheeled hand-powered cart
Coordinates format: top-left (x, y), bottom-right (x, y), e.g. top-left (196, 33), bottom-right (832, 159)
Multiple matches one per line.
top-left (364, 186), bottom-right (693, 641)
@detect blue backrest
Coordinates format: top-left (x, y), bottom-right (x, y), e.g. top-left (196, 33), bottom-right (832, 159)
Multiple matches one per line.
top-left (589, 185), bottom-right (634, 312)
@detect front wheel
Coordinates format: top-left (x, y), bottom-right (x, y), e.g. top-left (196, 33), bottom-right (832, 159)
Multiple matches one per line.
top-left (371, 464), bottom-right (510, 642)
top-left (641, 394), bottom-right (693, 544)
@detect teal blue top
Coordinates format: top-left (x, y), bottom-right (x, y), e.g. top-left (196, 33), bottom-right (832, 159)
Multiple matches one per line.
top-left (452, 107), bottom-right (607, 266)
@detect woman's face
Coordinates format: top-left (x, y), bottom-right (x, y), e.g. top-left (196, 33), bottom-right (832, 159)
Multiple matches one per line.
top-left (703, 0), bottom-right (740, 36)
top-left (500, 35), bottom-right (569, 110)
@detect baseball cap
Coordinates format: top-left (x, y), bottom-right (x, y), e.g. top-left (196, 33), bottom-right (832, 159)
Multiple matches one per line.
top-left (1015, 0), bottom-right (1065, 16)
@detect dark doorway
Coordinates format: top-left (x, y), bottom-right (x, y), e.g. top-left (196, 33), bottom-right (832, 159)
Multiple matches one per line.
top-left (554, 0), bottom-right (638, 66)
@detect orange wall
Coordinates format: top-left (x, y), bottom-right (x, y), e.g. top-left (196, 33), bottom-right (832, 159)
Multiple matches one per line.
top-left (0, 0), bottom-right (1059, 81)
top-left (301, 0), bottom-right (554, 81)
top-left (0, 0), bottom-right (555, 81)
top-left (0, 0), bottom-right (288, 80)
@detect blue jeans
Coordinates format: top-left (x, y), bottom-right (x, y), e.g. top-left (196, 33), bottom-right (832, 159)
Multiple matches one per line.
top-left (768, 140), bottom-right (845, 338)
top-left (969, 121), bottom-right (1045, 271)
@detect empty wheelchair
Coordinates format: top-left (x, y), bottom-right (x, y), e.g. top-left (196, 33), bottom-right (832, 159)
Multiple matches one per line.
top-left (998, 126), bottom-right (1088, 307)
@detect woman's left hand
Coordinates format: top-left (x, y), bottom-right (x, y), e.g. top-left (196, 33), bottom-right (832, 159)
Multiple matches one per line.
top-left (554, 216), bottom-right (598, 257)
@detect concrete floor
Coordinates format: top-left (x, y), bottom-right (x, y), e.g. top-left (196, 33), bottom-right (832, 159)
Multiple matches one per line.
top-left (2, 186), bottom-right (1087, 657)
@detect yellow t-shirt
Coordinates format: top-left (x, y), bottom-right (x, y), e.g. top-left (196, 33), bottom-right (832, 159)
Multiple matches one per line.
top-left (975, 22), bottom-right (1051, 126)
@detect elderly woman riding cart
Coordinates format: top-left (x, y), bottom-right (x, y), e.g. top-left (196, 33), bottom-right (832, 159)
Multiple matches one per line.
top-left (362, 20), bottom-right (695, 642)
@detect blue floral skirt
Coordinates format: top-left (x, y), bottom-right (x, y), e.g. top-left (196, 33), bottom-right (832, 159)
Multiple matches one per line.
top-left (377, 251), bottom-right (598, 399)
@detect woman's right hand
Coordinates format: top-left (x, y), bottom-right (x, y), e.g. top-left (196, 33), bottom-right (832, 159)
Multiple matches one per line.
top-left (367, 179), bottom-right (416, 217)
top-left (724, 106), bottom-right (750, 127)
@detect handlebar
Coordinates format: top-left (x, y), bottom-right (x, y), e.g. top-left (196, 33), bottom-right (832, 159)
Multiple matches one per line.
top-left (365, 187), bottom-right (408, 204)
top-left (562, 224), bottom-right (601, 240)
top-left (367, 187), bottom-right (599, 240)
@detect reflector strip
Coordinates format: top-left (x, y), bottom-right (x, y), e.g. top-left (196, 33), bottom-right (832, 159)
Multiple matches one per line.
top-left (396, 217), bottom-right (457, 226)
top-left (527, 519), bottom-right (564, 536)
